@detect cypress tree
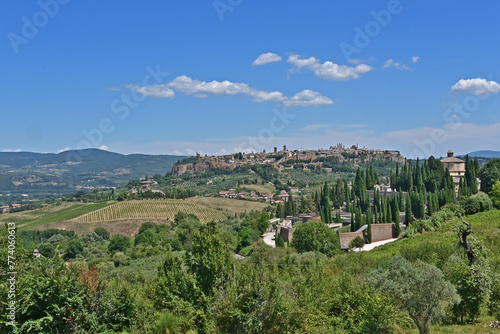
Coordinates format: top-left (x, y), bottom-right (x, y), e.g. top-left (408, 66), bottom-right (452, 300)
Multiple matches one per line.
top-left (335, 211), bottom-right (342, 224)
top-left (386, 199), bottom-right (392, 223)
top-left (350, 207), bottom-right (355, 232)
top-left (367, 213), bottom-right (372, 243)
top-left (276, 233), bottom-right (285, 247)
top-left (392, 197), bottom-right (400, 225)
top-left (405, 193), bottom-right (412, 225)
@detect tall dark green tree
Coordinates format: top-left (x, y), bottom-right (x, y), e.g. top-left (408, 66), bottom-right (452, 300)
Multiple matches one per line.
top-left (405, 193), bottom-right (413, 225)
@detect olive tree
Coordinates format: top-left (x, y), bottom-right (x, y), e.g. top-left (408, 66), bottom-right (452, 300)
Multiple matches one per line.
top-left (370, 256), bottom-right (460, 334)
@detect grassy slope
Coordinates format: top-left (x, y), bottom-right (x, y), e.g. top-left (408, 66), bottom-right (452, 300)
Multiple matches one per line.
top-left (0, 202), bottom-right (111, 230)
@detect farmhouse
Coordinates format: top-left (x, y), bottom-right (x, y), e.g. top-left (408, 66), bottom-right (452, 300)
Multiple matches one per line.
top-left (440, 150), bottom-right (481, 195)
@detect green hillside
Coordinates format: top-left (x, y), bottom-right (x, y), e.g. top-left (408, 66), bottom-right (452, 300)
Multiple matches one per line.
top-left (0, 149), bottom-right (185, 200)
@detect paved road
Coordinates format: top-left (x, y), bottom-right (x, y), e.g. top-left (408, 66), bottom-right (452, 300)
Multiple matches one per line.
top-left (352, 238), bottom-right (399, 252)
top-left (262, 231), bottom-right (275, 248)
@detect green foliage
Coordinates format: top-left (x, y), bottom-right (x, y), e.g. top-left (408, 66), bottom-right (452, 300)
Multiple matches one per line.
top-left (186, 221), bottom-right (233, 297)
top-left (38, 243), bottom-right (55, 258)
top-left (65, 238), bottom-right (84, 259)
top-left (275, 232), bottom-right (285, 247)
top-left (479, 158), bottom-right (500, 194)
top-left (370, 256), bottom-right (460, 334)
top-left (16, 257), bottom-right (83, 333)
top-left (238, 226), bottom-right (260, 249)
top-left (445, 254), bottom-right (492, 324)
top-left (94, 227), bottom-right (110, 240)
top-left (349, 236), bottom-right (365, 249)
top-left (291, 222), bottom-right (338, 256)
top-left (459, 191), bottom-right (493, 215)
top-left (490, 181), bottom-right (500, 208)
top-left (108, 234), bottom-right (132, 252)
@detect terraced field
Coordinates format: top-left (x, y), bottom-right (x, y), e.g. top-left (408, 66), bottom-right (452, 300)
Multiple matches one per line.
top-left (72, 199), bottom-right (231, 223)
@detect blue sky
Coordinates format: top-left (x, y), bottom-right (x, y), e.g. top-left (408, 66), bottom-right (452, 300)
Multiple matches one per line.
top-left (1, 0), bottom-right (500, 158)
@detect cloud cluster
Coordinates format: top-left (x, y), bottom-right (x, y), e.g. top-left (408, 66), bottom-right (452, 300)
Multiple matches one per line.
top-left (450, 78), bottom-right (500, 96)
top-left (130, 75), bottom-right (332, 107)
top-left (284, 90), bottom-right (333, 107)
top-left (167, 75), bottom-right (285, 102)
top-left (287, 54), bottom-right (372, 81)
top-left (136, 84), bottom-right (175, 98)
top-left (252, 52), bottom-right (282, 66)
top-left (383, 59), bottom-right (411, 71)
top-left (1, 149), bottom-right (21, 152)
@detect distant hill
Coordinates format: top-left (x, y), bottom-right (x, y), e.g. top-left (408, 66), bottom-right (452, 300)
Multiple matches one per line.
top-left (0, 149), bottom-right (185, 200)
top-left (467, 150), bottom-right (500, 158)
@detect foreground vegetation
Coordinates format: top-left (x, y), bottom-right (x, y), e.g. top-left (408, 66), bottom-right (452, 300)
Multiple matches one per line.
top-left (1, 205), bottom-right (500, 333)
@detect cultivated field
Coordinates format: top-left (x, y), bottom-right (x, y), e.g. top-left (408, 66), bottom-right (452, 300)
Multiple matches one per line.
top-left (184, 196), bottom-right (269, 215)
top-left (71, 199), bottom-right (231, 223)
top-left (0, 202), bottom-right (111, 230)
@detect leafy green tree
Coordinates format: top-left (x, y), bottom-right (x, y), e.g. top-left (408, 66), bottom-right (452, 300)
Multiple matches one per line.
top-left (370, 256), bottom-right (460, 334)
top-left (93, 227), bottom-right (110, 240)
top-left (17, 257), bottom-right (84, 333)
top-left (186, 221), bottom-right (233, 296)
top-left (238, 227), bottom-right (260, 249)
top-left (38, 243), bottom-right (55, 258)
top-left (299, 194), bottom-right (316, 213)
top-left (489, 181), bottom-right (500, 208)
top-left (291, 222), bottom-right (338, 255)
top-left (108, 234), bottom-right (132, 253)
top-left (445, 254), bottom-right (492, 324)
top-left (65, 238), bottom-right (84, 259)
top-left (445, 225), bottom-right (492, 323)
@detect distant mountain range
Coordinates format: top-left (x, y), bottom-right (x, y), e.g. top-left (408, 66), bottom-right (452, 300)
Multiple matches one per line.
top-left (0, 149), bottom-right (185, 199)
top-left (466, 150), bottom-right (500, 158)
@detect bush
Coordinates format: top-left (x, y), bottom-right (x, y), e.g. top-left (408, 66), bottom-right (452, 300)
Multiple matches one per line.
top-left (460, 192), bottom-right (492, 215)
top-left (108, 235), bottom-right (132, 253)
top-left (349, 236), bottom-right (365, 249)
top-left (38, 243), bottom-right (55, 258)
top-left (94, 227), bottom-right (110, 240)
top-left (65, 239), bottom-right (84, 259)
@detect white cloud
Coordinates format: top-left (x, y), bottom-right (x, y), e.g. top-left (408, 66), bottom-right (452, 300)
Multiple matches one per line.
top-left (135, 84), bottom-right (175, 98)
top-left (130, 75), bottom-right (334, 107)
top-left (287, 54), bottom-right (372, 81)
top-left (2, 149), bottom-right (21, 152)
top-left (166, 75), bottom-right (285, 102)
top-left (383, 59), bottom-right (411, 71)
top-left (450, 78), bottom-right (500, 96)
top-left (252, 52), bottom-right (282, 66)
top-left (284, 90), bottom-right (334, 107)
top-left (57, 147), bottom-right (70, 153)
top-left (99, 145), bottom-right (109, 151)
top-left (412, 56), bottom-right (420, 63)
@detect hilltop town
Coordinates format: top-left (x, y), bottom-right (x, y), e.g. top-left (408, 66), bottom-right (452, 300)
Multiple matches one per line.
top-left (172, 144), bottom-right (404, 175)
